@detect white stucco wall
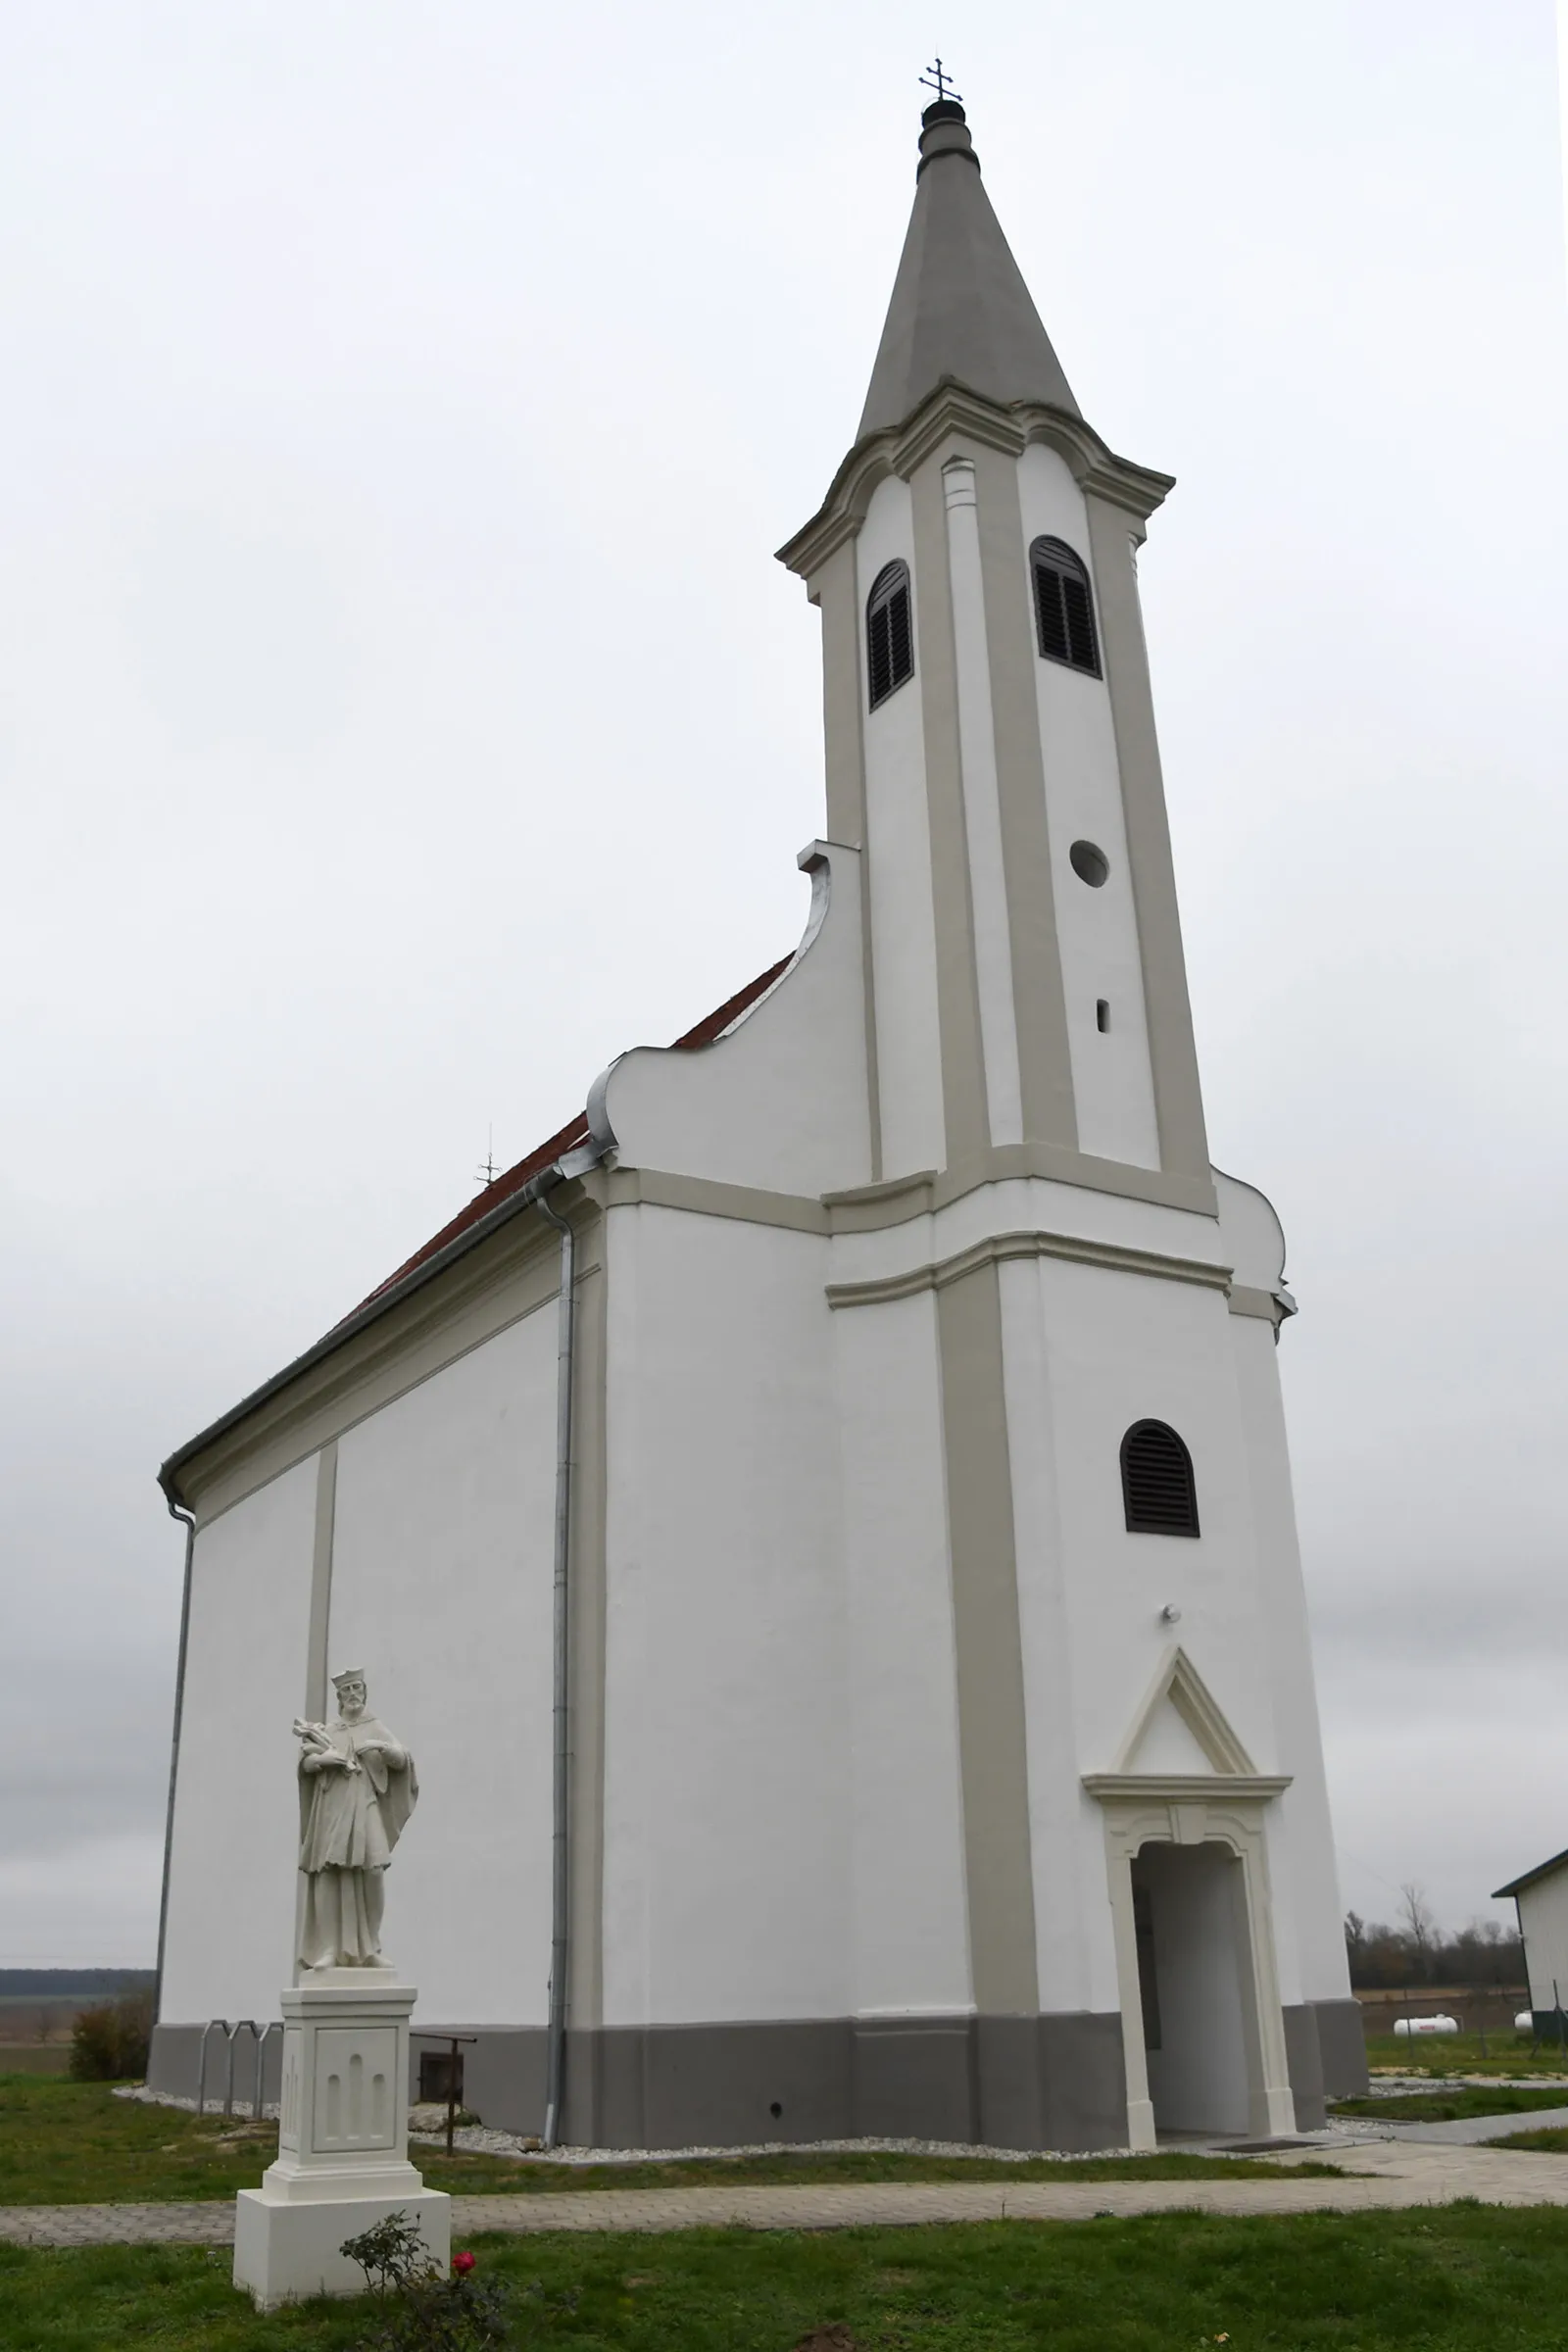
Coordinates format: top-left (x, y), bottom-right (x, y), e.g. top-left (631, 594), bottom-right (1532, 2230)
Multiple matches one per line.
top-left (1227, 1310), bottom-right (1351, 2005)
top-left (1015, 441), bottom-right (1159, 1169)
top-left (857, 473), bottom-right (947, 1179)
top-left (1517, 1870), bottom-right (1568, 2014)
top-left (999, 1251), bottom-right (1107, 2015)
top-left (600, 842), bottom-right (872, 1198)
top-left (327, 1310), bottom-right (560, 2026)
top-left (834, 1288), bottom-right (970, 2018)
top-left (160, 1456), bottom-right (318, 2024)
top-left (1003, 1248), bottom-right (1291, 2015)
top-left (600, 1202), bottom-right (851, 2027)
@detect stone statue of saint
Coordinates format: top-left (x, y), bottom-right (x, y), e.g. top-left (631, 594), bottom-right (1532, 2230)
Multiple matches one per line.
top-left (293, 1670), bottom-right (418, 1973)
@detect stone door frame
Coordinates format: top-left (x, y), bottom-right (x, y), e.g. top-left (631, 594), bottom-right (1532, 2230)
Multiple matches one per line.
top-left (1084, 1777), bottom-right (1297, 2150)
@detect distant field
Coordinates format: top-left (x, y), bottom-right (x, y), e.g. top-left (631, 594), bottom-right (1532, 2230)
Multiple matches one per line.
top-left (1362, 2031), bottom-right (1568, 2077)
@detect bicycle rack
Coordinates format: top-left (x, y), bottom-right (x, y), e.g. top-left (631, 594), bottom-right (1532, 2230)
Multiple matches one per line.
top-left (223, 2021), bottom-right (259, 2119)
top-left (253, 2021), bottom-right (283, 2118)
top-left (196, 2019), bottom-right (229, 2118)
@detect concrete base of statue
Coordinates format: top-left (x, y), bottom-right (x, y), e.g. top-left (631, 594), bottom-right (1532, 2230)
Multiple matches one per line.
top-left (233, 1969), bottom-right (450, 2311)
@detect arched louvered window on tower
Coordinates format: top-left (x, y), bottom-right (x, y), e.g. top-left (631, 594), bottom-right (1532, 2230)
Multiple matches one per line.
top-left (1030, 536), bottom-right (1102, 677)
top-left (1120, 1420), bottom-right (1200, 1538)
top-left (866, 560), bottom-right (914, 710)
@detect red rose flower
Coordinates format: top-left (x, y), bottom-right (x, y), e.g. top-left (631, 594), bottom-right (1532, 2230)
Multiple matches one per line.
top-left (452, 2250), bottom-right (476, 2275)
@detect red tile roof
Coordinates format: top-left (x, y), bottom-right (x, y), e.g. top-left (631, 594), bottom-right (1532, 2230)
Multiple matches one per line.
top-left (348, 953), bottom-right (792, 1318)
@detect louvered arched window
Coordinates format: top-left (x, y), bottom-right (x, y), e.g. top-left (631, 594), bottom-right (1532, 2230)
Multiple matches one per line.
top-left (866, 561), bottom-right (914, 710)
top-left (1030, 536), bottom-right (1101, 677)
top-left (1120, 1421), bottom-right (1200, 1537)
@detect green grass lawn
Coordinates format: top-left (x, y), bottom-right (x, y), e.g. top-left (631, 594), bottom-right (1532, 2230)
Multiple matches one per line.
top-left (0, 2077), bottom-right (1339, 2206)
top-left (1362, 2033), bottom-right (1568, 2080)
top-left (1491, 2129), bottom-right (1568, 2153)
top-left (8, 2207), bottom-right (1568, 2350)
top-left (1332, 2084), bottom-right (1568, 2124)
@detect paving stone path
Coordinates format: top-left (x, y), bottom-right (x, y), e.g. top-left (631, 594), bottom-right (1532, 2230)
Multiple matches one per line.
top-left (6, 2141), bottom-right (1568, 2249)
top-left (1377, 2102), bottom-right (1568, 2145)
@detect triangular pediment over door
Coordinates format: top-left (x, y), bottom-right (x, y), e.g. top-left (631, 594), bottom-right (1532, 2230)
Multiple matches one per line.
top-left (1082, 1646), bottom-right (1292, 1804)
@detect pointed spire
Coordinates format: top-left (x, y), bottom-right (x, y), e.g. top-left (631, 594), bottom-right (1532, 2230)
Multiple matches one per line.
top-left (857, 100), bottom-right (1080, 441)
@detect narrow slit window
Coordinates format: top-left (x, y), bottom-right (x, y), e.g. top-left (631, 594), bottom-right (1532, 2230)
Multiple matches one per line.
top-left (866, 560), bottom-right (914, 710)
top-left (1030, 536), bottom-right (1102, 677)
top-left (1120, 1420), bottom-right (1200, 1537)
top-left (1096, 999), bottom-right (1110, 1032)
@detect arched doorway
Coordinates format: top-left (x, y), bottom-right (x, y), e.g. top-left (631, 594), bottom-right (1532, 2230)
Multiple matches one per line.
top-left (1090, 1792), bottom-right (1298, 2149)
top-left (1131, 1839), bottom-right (1255, 2136)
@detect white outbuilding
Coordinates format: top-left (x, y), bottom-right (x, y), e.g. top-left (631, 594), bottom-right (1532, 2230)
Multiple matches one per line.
top-left (150, 92), bottom-right (1366, 2151)
top-left (1494, 1850), bottom-right (1568, 2037)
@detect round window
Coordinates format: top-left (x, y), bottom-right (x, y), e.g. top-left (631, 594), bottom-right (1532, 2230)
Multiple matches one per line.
top-left (1069, 839), bottom-right (1109, 888)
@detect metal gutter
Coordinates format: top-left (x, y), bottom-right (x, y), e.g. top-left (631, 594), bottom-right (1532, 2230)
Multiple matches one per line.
top-left (528, 1175), bottom-right (577, 2148)
top-left (152, 1494), bottom-right (197, 2033)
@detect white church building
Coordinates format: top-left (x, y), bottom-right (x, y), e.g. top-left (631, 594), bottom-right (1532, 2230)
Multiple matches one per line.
top-left (152, 94), bottom-right (1365, 2150)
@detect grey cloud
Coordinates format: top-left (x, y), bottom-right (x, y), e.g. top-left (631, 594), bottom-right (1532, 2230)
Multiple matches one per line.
top-left (1, 0), bottom-right (1564, 1961)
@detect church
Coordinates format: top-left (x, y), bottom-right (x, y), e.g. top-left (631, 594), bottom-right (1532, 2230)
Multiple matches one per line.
top-left (152, 92), bottom-right (1365, 2151)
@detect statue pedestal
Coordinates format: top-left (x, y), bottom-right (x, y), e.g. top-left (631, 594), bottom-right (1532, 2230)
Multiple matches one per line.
top-left (233, 1971), bottom-right (450, 2311)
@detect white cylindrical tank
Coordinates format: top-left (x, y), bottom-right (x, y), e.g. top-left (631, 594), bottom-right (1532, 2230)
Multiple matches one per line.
top-left (1393, 2015), bottom-right (1459, 2036)
top-left (1516, 2012), bottom-right (1535, 2032)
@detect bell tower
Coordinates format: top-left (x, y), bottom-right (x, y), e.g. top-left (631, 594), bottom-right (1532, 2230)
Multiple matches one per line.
top-left (780, 97), bottom-right (1211, 1205)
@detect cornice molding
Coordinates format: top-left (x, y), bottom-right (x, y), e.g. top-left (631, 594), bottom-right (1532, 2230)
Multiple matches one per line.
top-left (1082, 1774), bottom-right (1293, 1803)
top-left (602, 1164), bottom-right (829, 1235)
top-left (826, 1225), bottom-right (1230, 1311)
top-left (824, 1142), bottom-right (1218, 1229)
top-left (777, 378), bottom-right (1176, 583)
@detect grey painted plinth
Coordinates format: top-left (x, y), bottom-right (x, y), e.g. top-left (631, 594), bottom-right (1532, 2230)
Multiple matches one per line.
top-left (1310, 1997), bottom-right (1370, 2098)
top-left (422, 2012), bottom-right (1129, 2151)
top-left (153, 1997), bottom-right (1362, 2154)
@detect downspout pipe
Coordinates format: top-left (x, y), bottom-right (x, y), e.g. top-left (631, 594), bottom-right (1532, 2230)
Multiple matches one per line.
top-left (153, 1494), bottom-right (198, 2047)
top-left (522, 1163), bottom-right (577, 2148)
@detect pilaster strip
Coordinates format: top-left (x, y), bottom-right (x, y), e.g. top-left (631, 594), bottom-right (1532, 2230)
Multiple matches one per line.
top-left (972, 441), bottom-right (1079, 1151)
top-left (808, 538), bottom-right (883, 1185)
top-left (813, 545), bottom-right (883, 1183)
top-left (815, 538), bottom-right (868, 848)
top-left (305, 1442), bottom-right (338, 1722)
top-left (1083, 497), bottom-right (1211, 1182)
top-left (937, 1260), bottom-right (1040, 2017)
top-left (827, 1227), bottom-right (1231, 1310)
top-left (911, 453), bottom-right (992, 1165)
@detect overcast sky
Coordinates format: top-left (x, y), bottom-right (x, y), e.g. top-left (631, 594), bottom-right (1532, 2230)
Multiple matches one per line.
top-left (2, 2), bottom-right (1565, 1968)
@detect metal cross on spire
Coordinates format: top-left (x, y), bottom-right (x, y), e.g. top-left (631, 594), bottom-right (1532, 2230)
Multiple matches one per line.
top-left (919, 57), bottom-right (961, 106)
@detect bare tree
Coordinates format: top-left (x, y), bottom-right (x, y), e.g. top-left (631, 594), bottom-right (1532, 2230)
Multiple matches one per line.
top-left (1399, 1883), bottom-right (1436, 1984)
